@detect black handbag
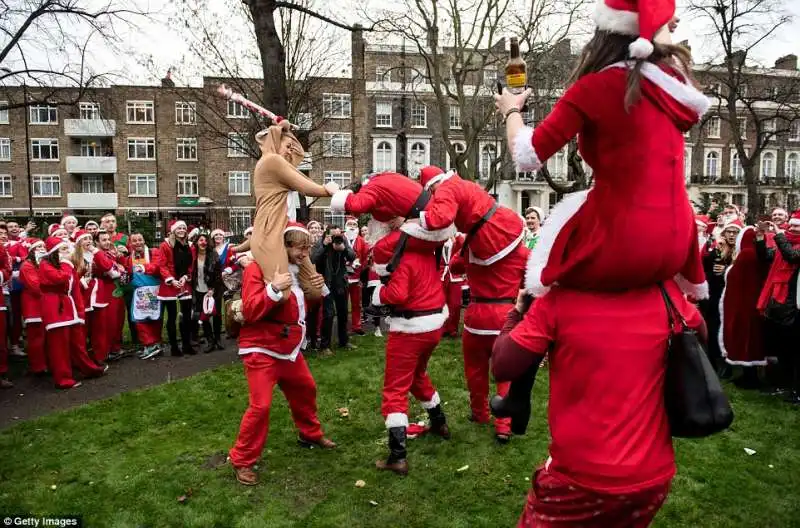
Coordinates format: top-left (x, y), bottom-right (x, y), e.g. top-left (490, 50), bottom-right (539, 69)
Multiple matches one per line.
top-left (764, 297), bottom-right (798, 327)
top-left (660, 284), bottom-right (734, 438)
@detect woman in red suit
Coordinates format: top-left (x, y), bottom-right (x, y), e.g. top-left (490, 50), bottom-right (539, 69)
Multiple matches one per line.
top-left (19, 240), bottom-right (48, 376)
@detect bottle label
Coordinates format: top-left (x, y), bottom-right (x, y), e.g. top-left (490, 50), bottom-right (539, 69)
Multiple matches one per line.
top-left (506, 73), bottom-right (526, 88)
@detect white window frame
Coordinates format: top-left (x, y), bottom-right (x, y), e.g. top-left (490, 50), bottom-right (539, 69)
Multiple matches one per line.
top-left (372, 138), bottom-right (396, 172)
top-left (323, 171), bottom-right (352, 189)
top-left (546, 147), bottom-right (567, 181)
top-left (228, 171), bottom-right (251, 196)
top-left (322, 93), bottom-right (352, 119)
top-left (128, 173), bottom-right (158, 198)
top-left (229, 208), bottom-right (253, 234)
top-left (323, 132), bottom-right (352, 158)
top-left (375, 101), bottom-right (392, 128)
top-left (29, 105), bottom-right (58, 125)
top-left (324, 211), bottom-right (346, 228)
top-left (410, 101), bottom-right (427, 128)
top-left (0, 138), bottom-right (10, 161)
top-left (785, 151), bottom-right (800, 182)
top-left (295, 113), bottom-right (312, 131)
top-left (0, 101), bottom-right (8, 124)
top-left (684, 146), bottom-right (692, 184)
top-left (764, 118), bottom-right (777, 133)
top-left (81, 174), bottom-right (103, 193)
top-left (227, 100), bottom-right (248, 119)
top-left (79, 102), bottom-right (100, 120)
top-left (0, 174), bottom-right (11, 197)
top-left (177, 174), bottom-right (199, 197)
top-left (729, 149), bottom-right (746, 180)
top-left (175, 101), bottom-right (197, 125)
top-left (760, 149), bottom-right (777, 180)
top-left (30, 138), bottom-right (59, 161)
top-left (227, 133), bottom-right (249, 158)
top-left (703, 147), bottom-right (722, 179)
top-left (446, 141), bottom-right (466, 171)
top-left (127, 137), bottom-right (156, 160)
top-left (790, 121), bottom-right (800, 142)
top-left (706, 116), bottom-right (721, 139)
top-left (80, 139), bottom-right (100, 157)
top-left (449, 105), bottom-right (461, 129)
top-left (407, 138), bottom-right (431, 179)
top-left (32, 174), bottom-right (60, 197)
top-left (126, 100), bottom-right (154, 124)
top-left (482, 68), bottom-right (498, 88)
top-left (176, 137), bottom-right (198, 161)
top-left (376, 67), bottom-right (392, 85)
top-left (737, 117), bottom-right (747, 140)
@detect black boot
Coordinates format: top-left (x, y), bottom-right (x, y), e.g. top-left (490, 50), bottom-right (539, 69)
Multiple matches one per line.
top-left (376, 427), bottom-right (408, 475)
top-left (426, 405), bottom-right (450, 439)
top-left (490, 362), bottom-right (539, 435)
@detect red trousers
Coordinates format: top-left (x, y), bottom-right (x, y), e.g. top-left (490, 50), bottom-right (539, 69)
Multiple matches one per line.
top-left (518, 465), bottom-right (671, 527)
top-left (229, 353), bottom-right (323, 468)
top-left (46, 324), bottom-right (103, 388)
top-left (89, 308), bottom-right (111, 363)
top-left (10, 291), bottom-right (22, 346)
top-left (136, 319), bottom-right (162, 347)
top-left (25, 322), bottom-right (47, 374)
top-left (0, 311), bottom-right (7, 375)
top-left (111, 296), bottom-right (125, 353)
top-left (349, 282), bottom-right (362, 332)
top-left (381, 329), bottom-right (442, 427)
top-left (442, 280), bottom-right (464, 336)
top-left (463, 330), bottom-right (511, 435)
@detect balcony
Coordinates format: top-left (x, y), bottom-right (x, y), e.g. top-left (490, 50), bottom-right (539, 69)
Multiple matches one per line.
top-left (66, 156), bottom-right (117, 174)
top-left (67, 192), bottom-right (118, 210)
top-left (64, 119), bottom-right (116, 137)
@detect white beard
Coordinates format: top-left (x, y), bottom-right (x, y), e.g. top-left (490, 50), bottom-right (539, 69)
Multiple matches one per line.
top-left (345, 227), bottom-right (359, 244)
top-left (366, 218), bottom-right (394, 246)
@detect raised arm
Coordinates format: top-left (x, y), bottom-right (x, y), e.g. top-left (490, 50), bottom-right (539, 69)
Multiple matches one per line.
top-left (262, 155), bottom-right (330, 197)
top-left (774, 232), bottom-right (800, 264)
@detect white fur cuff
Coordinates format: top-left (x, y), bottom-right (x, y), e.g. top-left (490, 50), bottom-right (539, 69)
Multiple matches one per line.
top-left (371, 283), bottom-right (385, 306)
top-left (420, 391), bottom-right (441, 410)
top-left (513, 126), bottom-right (542, 173)
top-left (675, 274), bottom-right (710, 301)
top-left (265, 283), bottom-right (284, 302)
top-left (385, 412), bottom-right (409, 428)
top-left (330, 190), bottom-right (352, 212)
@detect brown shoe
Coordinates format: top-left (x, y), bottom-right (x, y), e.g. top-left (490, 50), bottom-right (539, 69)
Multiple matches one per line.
top-left (376, 458), bottom-right (409, 475)
top-left (318, 348), bottom-right (335, 358)
top-left (298, 436), bottom-right (337, 449)
top-left (431, 423), bottom-right (451, 440)
top-left (233, 466), bottom-right (259, 486)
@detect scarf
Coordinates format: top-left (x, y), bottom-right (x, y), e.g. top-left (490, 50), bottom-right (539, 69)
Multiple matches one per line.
top-left (173, 240), bottom-right (192, 278)
top-left (757, 231), bottom-right (800, 311)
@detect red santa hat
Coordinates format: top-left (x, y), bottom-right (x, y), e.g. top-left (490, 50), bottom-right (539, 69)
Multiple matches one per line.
top-left (236, 251), bottom-right (253, 263)
top-left (45, 236), bottom-right (67, 255)
top-left (74, 230), bottom-right (92, 244)
top-left (284, 221), bottom-right (310, 236)
top-left (695, 215), bottom-right (710, 229)
top-left (27, 238), bottom-right (45, 252)
top-left (789, 210), bottom-right (800, 227)
top-left (169, 220), bottom-right (187, 233)
top-left (243, 226), bottom-right (254, 236)
top-left (344, 216), bottom-right (358, 227)
top-left (48, 223), bottom-right (67, 238)
top-left (419, 166), bottom-right (444, 189)
top-left (721, 218), bottom-right (744, 232)
top-left (61, 215), bottom-right (78, 225)
top-left (593, 0), bottom-right (675, 59)
top-left (210, 229), bottom-right (226, 240)
top-left (84, 220), bottom-right (100, 230)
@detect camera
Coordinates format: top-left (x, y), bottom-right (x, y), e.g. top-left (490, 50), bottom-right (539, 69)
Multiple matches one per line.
top-left (332, 235), bottom-right (345, 246)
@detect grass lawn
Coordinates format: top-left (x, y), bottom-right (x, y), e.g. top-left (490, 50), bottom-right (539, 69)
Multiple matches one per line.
top-left (1, 336), bottom-right (798, 527)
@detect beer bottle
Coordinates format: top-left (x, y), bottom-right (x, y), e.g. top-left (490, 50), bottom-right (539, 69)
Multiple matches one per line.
top-left (505, 37), bottom-right (528, 112)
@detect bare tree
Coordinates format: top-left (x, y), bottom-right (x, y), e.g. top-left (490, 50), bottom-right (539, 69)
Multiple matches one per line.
top-left (0, 0), bottom-right (148, 109)
top-left (688, 0), bottom-right (800, 219)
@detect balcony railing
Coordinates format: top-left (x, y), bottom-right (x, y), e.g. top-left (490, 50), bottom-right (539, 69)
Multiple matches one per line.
top-left (64, 119), bottom-right (116, 137)
top-left (66, 156), bottom-right (117, 174)
top-left (67, 192), bottom-right (118, 210)
top-left (689, 174), bottom-right (800, 187)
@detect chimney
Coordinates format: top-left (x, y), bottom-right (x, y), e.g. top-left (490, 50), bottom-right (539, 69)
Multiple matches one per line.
top-left (775, 54), bottom-right (798, 70)
top-left (161, 69), bottom-right (175, 88)
top-left (351, 23), bottom-right (364, 81)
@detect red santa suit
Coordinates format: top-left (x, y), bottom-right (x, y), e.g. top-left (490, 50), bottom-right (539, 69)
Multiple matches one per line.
top-left (88, 246), bottom-right (123, 364)
top-left (6, 238), bottom-right (28, 351)
top-left (0, 244), bottom-right (11, 379)
top-left (440, 234), bottom-right (467, 337)
top-left (229, 246), bottom-right (329, 470)
top-left (128, 244), bottom-right (163, 348)
top-left (344, 217), bottom-right (369, 333)
top-left (19, 243), bottom-right (47, 374)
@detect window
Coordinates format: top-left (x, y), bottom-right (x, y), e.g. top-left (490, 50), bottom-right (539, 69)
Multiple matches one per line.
top-left (738, 83), bottom-right (748, 99)
top-left (483, 69), bottom-right (498, 88)
top-left (449, 105), bottom-right (461, 129)
top-left (128, 174), bottom-right (157, 197)
top-left (295, 113), bottom-right (312, 131)
top-left (790, 121), bottom-right (800, 142)
top-left (761, 151), bottom-right (775, 179)
top-left (0, 138), bottom-right (9, 161)
top-left (29, 105), bottom-right (58, 124)
top-left (764, 118), bottom-right (777, 133)
top-left (126, 101), bottom-right (154, 123)
top-left (708, 83), bottom-right (722, 95)
top-left (30, 139), bottom-right (59, 161)
top-left (176, 138), bottom-right (198, 161)
top-left (323, 133), bottom-right (352, 157)
top-left (0, 175), bottom-right (11, 197)
top-left (324, 211), bottom-right (346, 228)
top-left (227, 100), bottom-right (248, 119)
top-left (411, 102), bottom-right (426, 128)
top-left (704, 150), bottom-right (720, 178)
top-left (227, 133), bottom-right (249, 158)
top-left (32, 174), bottom-right (60, 197)
top-left (408, 141), bottom-right (428, 178)
top-left (228, 171), bottom-right (251, 196)
top-left (447, 141), bottom-right (466, 170)
top-left (737, 117), bottom-right (747, 139)
top-left (684, 147), bottom-right (692, 183)
top-left (730, 151), bottom-right (744, 180)
top-left (0, 101), bottom-right (8, 124)
top-left (376, 102), bottom-right (392, 127)
top-left (79, 102), bottom-right (100, 120)
top-left (480, 144), bottom-right (498, 180)
top-left (175, 102), bottom-right (197, 125)
top-left (322, 93), bottom-right (351, 119)
top-left (80, 140), bottom-right (100, 157)
top-left (521, 109), bottom-right (535, 126)
top-left (229, 209), bottom-right (252, 234)
top-left (324, 171), bottom-right (352, 189)
top-left (127, 138), bottom-right (156, 160)
top-left (547, 148), bottom-right (566, 179)
top-left (785, 153), bottom-right (799, 182)
top-left (177, 174), bottom-right (199, 196)
top-left (376, 67), bottom-right (391, 84)
top-left (374, 141), bottom-right (394, 172)
top-left (81, 174), bottom-right (103, 193)
top-left (706, 116), bottom-right (721, 138)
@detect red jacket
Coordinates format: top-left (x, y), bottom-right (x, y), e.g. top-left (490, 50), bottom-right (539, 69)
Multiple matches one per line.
top-left (19, 260), bottom-right (42, 323)
top-left (91, 250), bottom-right (122, 308)
top-left (156, 240), bottom-right (194, 300)
top-left (38, 259), bottom-right (83, 330)
top-left (237, 263), bottom-right (305, 361)
top-left (345, 234), bottom-right (368, 284)
top-left (6, 240), bottom-right (28, 267)
top-left (0, 244), bottom-right (11, 301)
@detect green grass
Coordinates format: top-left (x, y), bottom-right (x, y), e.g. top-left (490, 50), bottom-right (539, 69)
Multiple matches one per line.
top-left (1, 336), bottom-right (799, 527)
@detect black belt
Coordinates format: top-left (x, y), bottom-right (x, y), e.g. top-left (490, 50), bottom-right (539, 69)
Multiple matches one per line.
top-left (471, 297), bottom-right (515, 304)
top-left (461, 202), bottom-right (499, 257)
top-left (391, 307), bottom-right (444, 319)
top-left (387, 189), bottom-right (432, 273)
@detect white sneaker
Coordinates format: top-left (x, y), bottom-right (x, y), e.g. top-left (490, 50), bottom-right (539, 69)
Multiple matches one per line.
top-left (10, 345), bottom-right (26, 357)
top-left (374, 327), bottom-right (383, 338)
top-left (141, 346), bottom-right (162, 360)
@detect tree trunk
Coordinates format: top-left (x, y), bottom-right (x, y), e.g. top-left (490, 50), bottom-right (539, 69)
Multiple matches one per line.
top-left (247, 0), bottom-right (288, 118)
top-left (745, 165), bottom-right (760, 221)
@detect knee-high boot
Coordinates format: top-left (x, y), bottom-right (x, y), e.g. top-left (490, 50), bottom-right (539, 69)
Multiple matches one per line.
top-left (426, 405), bottom-right (450, 439)
top-left (376, 427), bottom-right (408, 475)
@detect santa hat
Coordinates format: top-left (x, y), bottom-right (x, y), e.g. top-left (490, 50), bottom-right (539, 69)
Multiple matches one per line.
top-left (236, 251), bottom-right (253, 263)
top-left (187, 227), bottom-right (200, 239)
top-left (721, 218), bottom-right (744, 232)
top-left (243, 226), bottom-right (254, 236)
top-left (789, 211), bottom-right (800, 227)
top-left (695, 215), bottom-right (710, 229)
top-left (169, 220), bottom-right (187, 234)
top-left (344, 216), bottom-right (358, 227)
top-left (527, 206), bottom-right (545, 221)
top-left (74, 230), bottom-right (92, 244)
top-left (84, 220), bottom-right (99, 230)
top-left (284, 221), bottom-right (310, 235)
top-left (593, 0), bottom-right (675, 59)
top-left (27, 238), bottom-right (45, 251)
top-left (61, 215), bottom-right (78, 225)
top-left (419, 166), bottom-right (444, 188)
top-left (210, 229), bottom-right (225, 240)
top-left (45, 236), bottom-right (67, 255)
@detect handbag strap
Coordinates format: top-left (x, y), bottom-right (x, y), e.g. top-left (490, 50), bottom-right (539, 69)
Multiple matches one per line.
top-left (658, 283), bottom-right (688, 333)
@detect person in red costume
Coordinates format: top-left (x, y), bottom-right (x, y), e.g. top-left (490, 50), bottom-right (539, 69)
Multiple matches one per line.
top-left (18, 240), bottom-right (48, 377)
top-left (88, 231), bottom-right (125, 364)
top-left (127, 233), bottom-right (163, 360)
top-left (440, 233), bottom-right (466, 338)
top-left (771, 207), bottom-right (789, 231)
top-left (229, 222), bottom-right (336, 486)
top-left (495, 1), bottom-right (709, 302)
top-left (6, 223), bottom-right (29, 358)
top-left (0, 237), bottom-right (12, 388)
top-left (344, 216), bottom-right (368, 335)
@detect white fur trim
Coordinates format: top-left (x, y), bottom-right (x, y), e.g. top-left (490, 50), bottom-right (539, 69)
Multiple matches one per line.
top-left (593, 0), bottom-right (639, 36)
top-left (629, 38), bottom-right (654, 59)
top-left (674, 273), bottom-right (709, 300)
top-left (46, 241), bottom-right (68, 256)
top-left (388, 305), bottom-right (448, 334)
top-left (321, 284), bottom-right (331, 297)
top-left (385, 412), bottom-right (409, 428)
top-left (373, 264), bottom-right (390, 277)
top-left (424, 170), bottom-right (454, 190)
top-left (468, 216), bottom-right (525, 266)
top-left (236, 251), bottom-right (253, 262)
top-left (284, 225), bottom-right (310, 235)
top-left (464, 325), bottom-right (501, 336)
top-left (210, 229), bottom-right (225, 239)
top-left (367, 279), bottom-right (381, 287)
top-left (330, 190), bottom-right (352, 212)
top-left (734, 226), bottom-right (753, 256)
top-left (719, 267), bottom-right (767, 367)
top-left (238, 347), bottom-right (300, 363)
top-left (420, 391), bottom-right (441, 410)
top-left (400, 222), bottom-right (457, 242)
top-left (512, 126), bottom-right (542, 173)
top-left (789, 218), bottom-right (800, 227)
top-left (525, 189), bottom-right (590, 297)
top-left (420, 211), bottom-right (429, 230)
top-left (266, 283), bottom-right (284, 302)
top-left (243, 226), bottom-right (254, 236)
top-left (23, 317), bottom-right (42, 324)
top-left (371, 283), bottom-right (384, 306)
top-left (170, 220), bottom-right (187, 233)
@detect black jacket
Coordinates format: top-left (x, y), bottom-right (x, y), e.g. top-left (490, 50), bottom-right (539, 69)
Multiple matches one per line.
top-left (192, 250), bottom-right (223, 296)
top-left (311, 238), bottom-right (356, 295)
